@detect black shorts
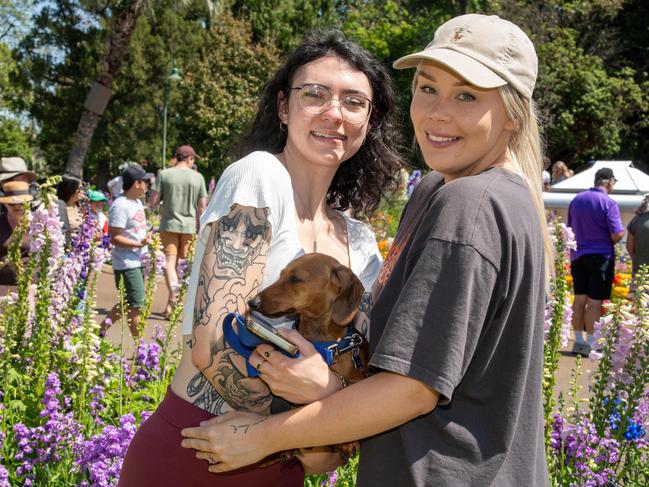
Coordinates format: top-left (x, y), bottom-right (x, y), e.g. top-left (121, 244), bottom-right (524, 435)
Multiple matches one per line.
top-left (571, 254), bottom-right (614, 300)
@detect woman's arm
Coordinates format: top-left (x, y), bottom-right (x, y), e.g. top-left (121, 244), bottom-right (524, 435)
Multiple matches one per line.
top-left (190, 204), bottom-right (273, 414)
top-left (180, 371), bottom-right (439, 471)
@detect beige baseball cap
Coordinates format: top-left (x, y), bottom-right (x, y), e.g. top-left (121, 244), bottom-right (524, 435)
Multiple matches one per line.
top-left (393, 14), bottom-right (538, 99)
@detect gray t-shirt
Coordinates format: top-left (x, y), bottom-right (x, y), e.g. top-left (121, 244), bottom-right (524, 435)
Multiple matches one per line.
top-left (359, 168), bottom-right (548, 487)
top-left (109, 196), bottom-right (147, 270)
top-left (628, 212), bottom-right (649, 275)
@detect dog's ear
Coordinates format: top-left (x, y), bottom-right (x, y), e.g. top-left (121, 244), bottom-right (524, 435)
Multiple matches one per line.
top-left (331, 265), bottom-right (365, 326)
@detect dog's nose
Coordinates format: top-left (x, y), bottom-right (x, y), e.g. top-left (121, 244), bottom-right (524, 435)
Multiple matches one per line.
top-left (248, 296), bottom-right (261, 310)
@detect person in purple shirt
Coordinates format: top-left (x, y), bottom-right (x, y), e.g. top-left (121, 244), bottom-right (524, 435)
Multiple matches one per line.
top-left (568, 167), bottom-right (624, 355)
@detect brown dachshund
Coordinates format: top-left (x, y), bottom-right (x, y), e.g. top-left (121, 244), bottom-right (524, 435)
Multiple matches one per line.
top-left (248, 252), bottom-right (368, 385)
top-left (248, 253), bottom-right (368, 465)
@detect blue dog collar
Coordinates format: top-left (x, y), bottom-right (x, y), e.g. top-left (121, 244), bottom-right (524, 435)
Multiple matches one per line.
top-left (222, 312), bottom-right (365, 377)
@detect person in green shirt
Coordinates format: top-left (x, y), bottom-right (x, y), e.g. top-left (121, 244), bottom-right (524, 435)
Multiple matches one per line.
top-left (150, 145), bottom-right (207, 317)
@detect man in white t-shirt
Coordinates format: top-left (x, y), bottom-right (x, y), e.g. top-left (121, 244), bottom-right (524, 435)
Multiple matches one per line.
top-left (100, 163), bottom-right (152, 338)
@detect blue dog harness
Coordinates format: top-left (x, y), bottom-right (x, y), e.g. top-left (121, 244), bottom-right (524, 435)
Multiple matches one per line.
top-left (222, 312), bottom-right (365, 378)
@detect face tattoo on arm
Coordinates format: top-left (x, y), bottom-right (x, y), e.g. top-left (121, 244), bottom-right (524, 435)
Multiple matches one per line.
top-left (355, 292), bottom-right (373, 341)
top-left (189, 204), bottom-right (273, 414)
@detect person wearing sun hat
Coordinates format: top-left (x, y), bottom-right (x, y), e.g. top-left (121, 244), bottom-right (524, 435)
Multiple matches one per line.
top-left (0, 157), bottom-right (37, 186)
top-left (0, 181), bottom-right (34, 290)
top-left (178, 14), bottom-right (550, 487)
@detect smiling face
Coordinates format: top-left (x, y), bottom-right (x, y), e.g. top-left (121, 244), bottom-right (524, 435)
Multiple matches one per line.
top-left (410, 61), bottom-right (515, 182)
top-left (4, 202), bottom-right (25, 221)
top-left (279, 55), bottom-right (372, 169)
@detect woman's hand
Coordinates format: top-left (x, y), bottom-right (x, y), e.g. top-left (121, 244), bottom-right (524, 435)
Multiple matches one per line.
top-left (250, 329), bottom-right (340, 404)
top-left (180, 411), bottom-right (274, 473)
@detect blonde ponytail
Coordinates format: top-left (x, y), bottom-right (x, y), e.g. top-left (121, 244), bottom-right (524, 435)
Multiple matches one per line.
top-left (499, 85), bottom-right (554, 282)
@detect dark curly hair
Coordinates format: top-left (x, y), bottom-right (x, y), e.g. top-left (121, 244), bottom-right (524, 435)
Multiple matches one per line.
top-left (237, 29), bottom-right (404, 216)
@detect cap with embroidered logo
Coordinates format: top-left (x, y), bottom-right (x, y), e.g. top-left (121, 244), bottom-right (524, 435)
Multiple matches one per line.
top-left (393, 14), bottom-right (538, 99)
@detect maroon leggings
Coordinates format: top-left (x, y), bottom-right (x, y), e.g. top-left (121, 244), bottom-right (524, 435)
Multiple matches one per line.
top-left (118, 388), bottom-right (304, 486)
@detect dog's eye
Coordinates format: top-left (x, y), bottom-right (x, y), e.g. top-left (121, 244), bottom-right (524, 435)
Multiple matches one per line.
top-left (288, 275), bottom-right (301, 284)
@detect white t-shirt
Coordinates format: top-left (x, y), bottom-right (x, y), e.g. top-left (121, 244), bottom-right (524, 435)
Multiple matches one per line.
top-left (109, 196), bottom-right (147, 270)
top-left (107, 176), bottom-right (123, 198)
top-left (182, 151), bottom-right (382, 334)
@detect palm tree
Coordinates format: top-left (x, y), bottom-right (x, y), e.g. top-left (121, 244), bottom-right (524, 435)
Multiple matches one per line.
top-left (65, 0), bottom-right (218, 178)
top-left (65, 0), bottom-right (145, 178)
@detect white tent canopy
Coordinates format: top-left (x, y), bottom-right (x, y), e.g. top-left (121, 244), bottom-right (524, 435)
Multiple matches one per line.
top-left (551, 160), bottom-right (649, 195)
top-left (544, 161), bottom-right (649, 227)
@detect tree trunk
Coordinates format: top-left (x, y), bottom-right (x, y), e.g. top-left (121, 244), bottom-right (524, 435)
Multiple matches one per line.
top-left (64, 0), bottom-right (146, 178)
top-left (96, 157), bottom-right (111, 191)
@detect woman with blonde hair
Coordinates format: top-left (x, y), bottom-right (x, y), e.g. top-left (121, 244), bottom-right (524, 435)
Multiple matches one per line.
top-left (627, 194), bottom-right (649, 276)
top-left (552, 160), bottom-right (572, 183)
top-left (181, 14), bottom-right (551, 486)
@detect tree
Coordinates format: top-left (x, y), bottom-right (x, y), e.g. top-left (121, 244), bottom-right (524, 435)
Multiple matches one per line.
top-left (230, 0), bottom-right (342, 52)
top-left (64, 0), bottom-right (221, 178)
top-left (65, 0), bottom-right (146, 178)
top-left (13, 1), bottom-right (208, 183)
top-left (536, 29), bottom-right (646, 165)
top-left (174, 11), bottom-right (279, 177)
top-left (0, 117), bottom-right (31, 160)
top-left (481, 0), bottom-right (649, 168)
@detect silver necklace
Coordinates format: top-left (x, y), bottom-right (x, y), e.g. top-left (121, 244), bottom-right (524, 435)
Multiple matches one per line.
top-left (277, 152), bottom-right (327, 252)
top-left (293, 190), bottom-right (326, 253)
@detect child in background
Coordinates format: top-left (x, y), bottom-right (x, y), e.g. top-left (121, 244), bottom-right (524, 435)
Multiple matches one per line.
top-left (87, 190), bottom-right (108, 238)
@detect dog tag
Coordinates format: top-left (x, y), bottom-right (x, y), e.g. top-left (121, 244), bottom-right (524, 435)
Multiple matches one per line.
top-left (352, 346), bottom-right (363, 370)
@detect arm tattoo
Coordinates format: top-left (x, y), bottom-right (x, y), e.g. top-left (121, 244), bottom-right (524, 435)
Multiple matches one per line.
top-left (187, 372), bottom-right (229, 415)
top-left (209, 349), bottom-right (272, 413)
top-left (189, 205), bottom-right (273, 413)
top-left (354, 292), bottom-right (373, 339)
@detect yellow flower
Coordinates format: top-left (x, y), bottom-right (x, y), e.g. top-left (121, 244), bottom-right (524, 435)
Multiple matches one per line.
top-left (612, 286), bottom-right (630, 300)
top-left (377, 239), bottom-right (391, 259)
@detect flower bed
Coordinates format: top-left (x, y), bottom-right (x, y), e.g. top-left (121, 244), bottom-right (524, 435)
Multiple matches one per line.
top-left (0, 185), bottom-right (647, 486)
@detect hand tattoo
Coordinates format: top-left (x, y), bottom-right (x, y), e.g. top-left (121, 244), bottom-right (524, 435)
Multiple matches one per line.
top-left (230, 416), bottom-right (269, 435)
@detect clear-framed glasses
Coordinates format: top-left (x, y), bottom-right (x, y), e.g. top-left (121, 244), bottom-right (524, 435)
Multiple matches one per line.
top-left (290, 84), bottom-right (372, 125)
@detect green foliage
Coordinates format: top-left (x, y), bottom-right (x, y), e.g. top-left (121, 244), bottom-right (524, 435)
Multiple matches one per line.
top-left (175, 11), bottom-right (279, 177)
top-left (12, 0), bottom-right (106, 173)
top-left (482, 0), bottom-right (649, 168)
top-left (230, 0), bottom-right (342, 51)
top-left (341, 1), bottom-right (458, 168)
top-left (2, 0), bottom-right (649, 179)
top-left (536, 28), bottom-right (646, 164)
top-left (0, 117), bottom-right (31, 160)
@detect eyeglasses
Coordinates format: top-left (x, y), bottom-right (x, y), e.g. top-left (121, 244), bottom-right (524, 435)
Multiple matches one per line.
top-left (290, 84), bottom-right (372, 125)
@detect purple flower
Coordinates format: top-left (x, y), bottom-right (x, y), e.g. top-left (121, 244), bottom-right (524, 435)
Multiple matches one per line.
top-left (322, 469), bottom-right (338, 486)
top-left (127, 340), bottom-right (162, 385)
top-left (77, 413), bottom-right (141, 486)
top-left (0, 464), bottom-right (9, 487)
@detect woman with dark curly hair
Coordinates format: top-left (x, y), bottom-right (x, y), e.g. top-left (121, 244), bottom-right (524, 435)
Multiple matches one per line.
top-left (118, 29), bottom-right (403, 486)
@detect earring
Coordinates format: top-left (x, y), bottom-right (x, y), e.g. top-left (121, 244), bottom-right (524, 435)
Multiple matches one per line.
top-left (279, 120), bottom-right (287, 132)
